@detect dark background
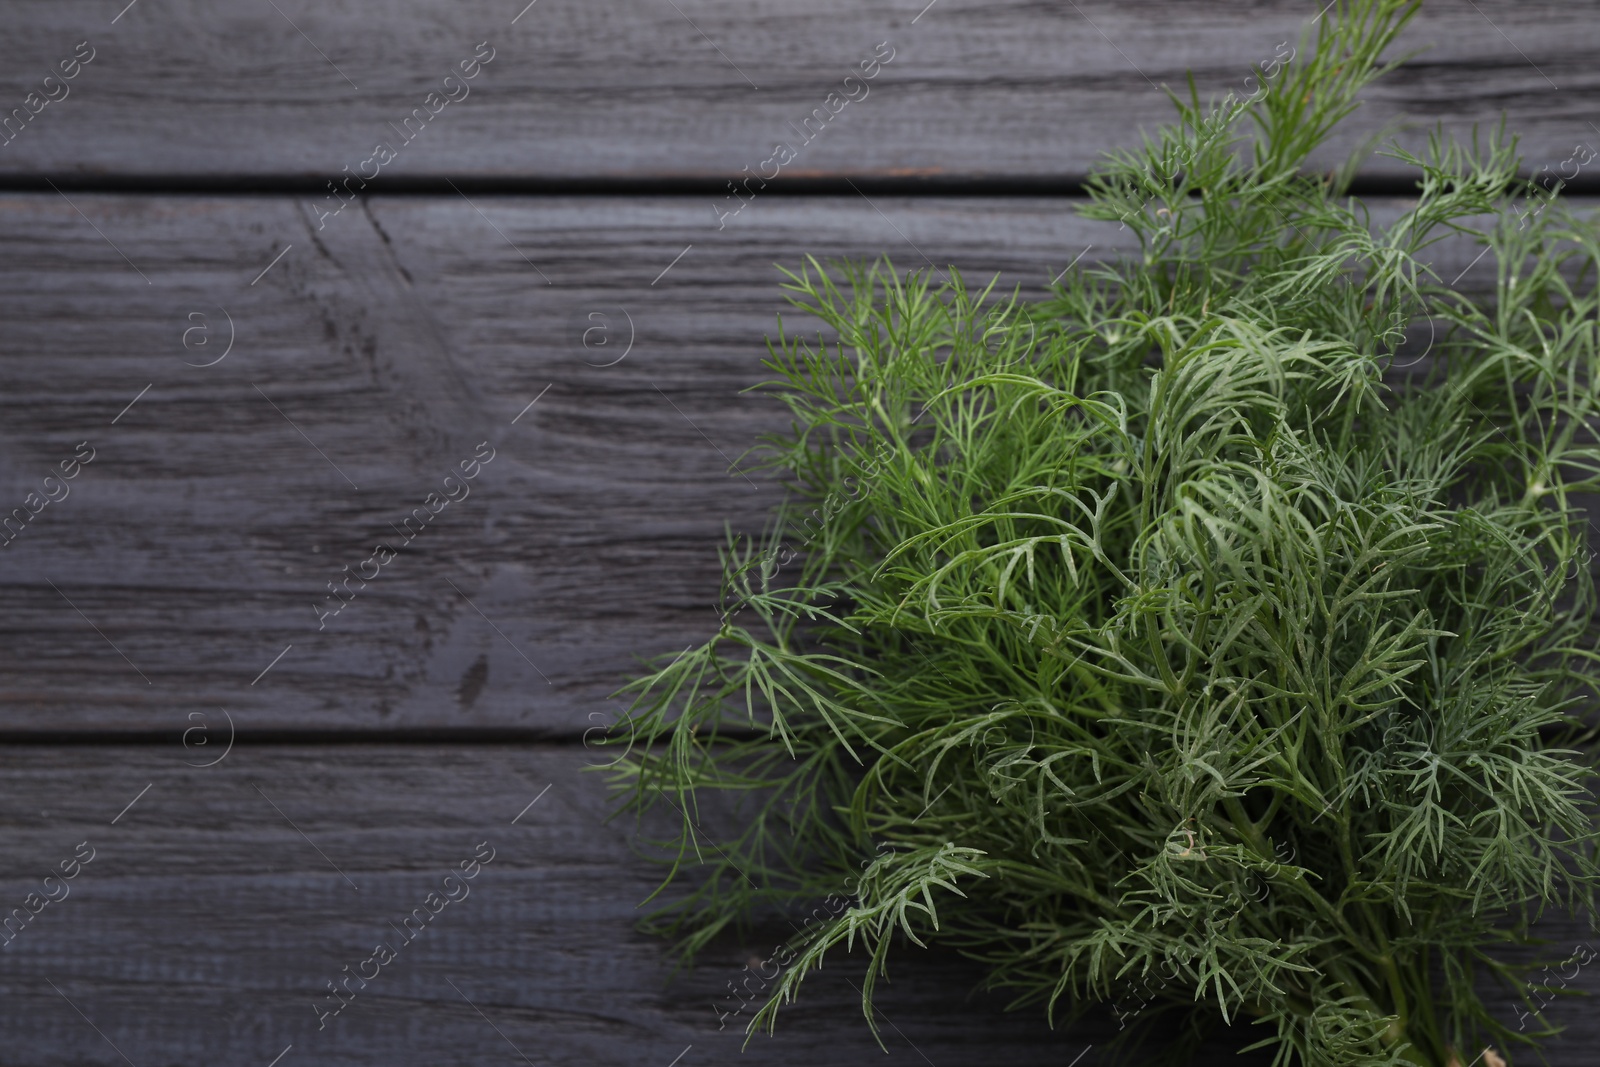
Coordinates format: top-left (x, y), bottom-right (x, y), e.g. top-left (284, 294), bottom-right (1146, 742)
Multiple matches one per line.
top-left (0, 1), bottom-right (1597, 1063)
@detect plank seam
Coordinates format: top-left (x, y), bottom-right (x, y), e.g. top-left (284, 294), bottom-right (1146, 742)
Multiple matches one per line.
top-left (2, 175), bottom-right (1593, 197)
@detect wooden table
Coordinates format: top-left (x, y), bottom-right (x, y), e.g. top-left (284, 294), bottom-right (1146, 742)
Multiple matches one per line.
top-left (1, 1), bottom-right (1597, 1062)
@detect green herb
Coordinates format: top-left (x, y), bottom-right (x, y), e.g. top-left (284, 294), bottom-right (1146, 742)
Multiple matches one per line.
top-left (603, 2), bottom-right (1600, 1064)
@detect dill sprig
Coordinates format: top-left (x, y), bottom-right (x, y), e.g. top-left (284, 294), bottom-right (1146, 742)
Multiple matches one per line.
top-left (602, 2), bottom-right (1600, 1064)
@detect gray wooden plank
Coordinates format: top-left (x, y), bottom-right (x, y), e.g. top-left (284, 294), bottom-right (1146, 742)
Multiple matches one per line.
top-left (0, 193), bottom-right (1578, 732)
top-left (0, 743), bottom-right (1135, 1066)
top-left (0, 0), bottom-right (1595, 182)
top-left (0, 193), bottom-right (1132, 732)
top-left (0, 744), bottom-right (1591, 1065)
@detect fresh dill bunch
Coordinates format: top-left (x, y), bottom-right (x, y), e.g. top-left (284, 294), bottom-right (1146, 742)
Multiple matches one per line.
top-left (601, 2), bottom-right (1600, 1065)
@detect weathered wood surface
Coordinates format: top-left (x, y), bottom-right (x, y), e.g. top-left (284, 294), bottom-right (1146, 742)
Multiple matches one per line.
top-left (3, 0), bottom-right (1599, 1059)
top-left (0, 193), bottom-right (1554, 733)
top-left (0, 744), bottom-right (1592, 1066)
top-left (0, 1), bottom-right (1596, 184)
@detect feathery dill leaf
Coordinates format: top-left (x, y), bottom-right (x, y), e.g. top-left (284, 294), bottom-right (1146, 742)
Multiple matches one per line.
top-left (600, 2), bottom-right (1600, 1064)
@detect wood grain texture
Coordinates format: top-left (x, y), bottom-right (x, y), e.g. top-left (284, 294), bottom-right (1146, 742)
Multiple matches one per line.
top-left (2, 193), bottom-right (1552, 733)
top-left (3, 1), bottom-right (1596, 1060)
top-left (0, 744), bottom-right (1591, 1066)
top-left (0, 193), bottom-right (1123, 733)
top-left (0, 1), bottom-right (1595, 183)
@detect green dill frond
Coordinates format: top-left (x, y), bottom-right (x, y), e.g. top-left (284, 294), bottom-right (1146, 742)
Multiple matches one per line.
top-left (600, 2), bottom-right (1600, 1065)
